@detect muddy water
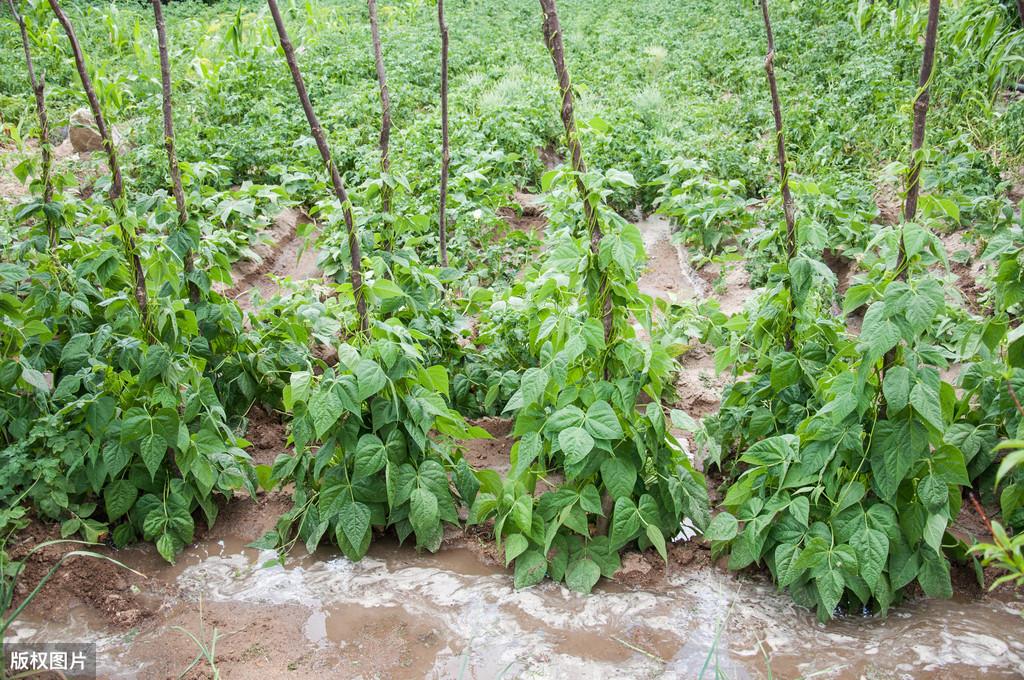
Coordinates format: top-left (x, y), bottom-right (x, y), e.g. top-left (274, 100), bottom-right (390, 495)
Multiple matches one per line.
top-left (11, 533), bottom-right (1024, 679)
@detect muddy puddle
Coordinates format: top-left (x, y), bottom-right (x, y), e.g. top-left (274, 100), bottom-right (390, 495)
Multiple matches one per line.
top-left (9, 524), bottom-right (1024, 679)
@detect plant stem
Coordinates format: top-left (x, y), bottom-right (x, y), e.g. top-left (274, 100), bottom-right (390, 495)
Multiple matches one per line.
top-left (48, 0), bottom-right (148, 322)
top-left (6, 0), bottom-right (54, 247)
top-left (367, 0), bottom-right (392, 249)
top-left (152, 0), bottom-right (200, 305)
top-left (438, 0), bottom-right (450, 268)
top-left (538, 0), bottom-right (612, 347)
top-left (266, 0), bottom-right (369, 334)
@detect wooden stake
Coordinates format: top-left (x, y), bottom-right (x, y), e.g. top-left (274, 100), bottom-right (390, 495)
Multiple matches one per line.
top-left (266, 0), bottom-right (368, 334)
top-left (538, 0), bottom-right (612, 346)
top-left (6, 0), bottom-right (54, 247)
top-left (438, 0), bottom-right (450, 267)
top-left (759, 0), bottom-right (796, 261)
top-left (152, 0), bottom-right (200, 304)
top-left (48, 0), bottom-right (148, 321)
top-left (367, 0), bottom-right (393, 248)
top-left (903, 0), bottom-right (940, 225)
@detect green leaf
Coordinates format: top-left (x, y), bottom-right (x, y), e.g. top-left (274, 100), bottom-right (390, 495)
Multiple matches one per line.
top-left (882, 366), bottom-right (912, 413)
top-left (917, 474), bottom-right (947, 514)
top-left (338, 501), bottom-right (372, 556)
top-left (816, 568), bottom-right (845, 619)
top-left (565, 557), bottom-right (601, 593)
top-left (704, 512), bottom-right (739, 541)
top-left (518, 367), bottom-right (549, 409)
top-left (410, 488), bottom-right (440, 539)
top-left (600, 457), bottom-right (636, 499)
top-left (354, 434), bottom-right (387, 478)
top-left (157, 533), bottom-right (178, 564)
top-left (609, 497), bottom-right (640, 549)
top-left (910, 381), bottom-right (944, 432)
top-left (355, 359), bottom-right (387, 401)
top-left (850, 527), bottom-right (888, 591)
top-left (917, 551), bottom-right (952, 599)
top-left (512, 494), bottom-right (533, 533)
top-left (770, 352), bottom-right (800, 392)
top-left (513, 549), bottom-right (548, 589)
top-left (646, 524), bottom-right (668, 563)
top-left (923, 513), bottom-right (946, 556)
top-left (309, 386), bottom-right (343, 439)
top-left (104, 480), bottom-right (137, 522)
top-left (558, 426), bottom-right (594, 465)
top-left (585, 400), bottom-right (623, 440)
top-left (505, 533), bottom-right (528, 566)
top-left (140, 433), bottom-right (167, 480)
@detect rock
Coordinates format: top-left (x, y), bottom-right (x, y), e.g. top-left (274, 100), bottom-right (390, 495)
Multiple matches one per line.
top-left (68, 107), bottom-right (121, 153)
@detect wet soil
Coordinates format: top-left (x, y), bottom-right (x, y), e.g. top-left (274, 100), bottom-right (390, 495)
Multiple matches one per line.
top-left (10, 489), bottom-right (1023, 679)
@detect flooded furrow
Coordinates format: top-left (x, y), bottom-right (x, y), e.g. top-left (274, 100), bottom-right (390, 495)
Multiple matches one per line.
top-left (9, 530), bottom-right (1024, 679)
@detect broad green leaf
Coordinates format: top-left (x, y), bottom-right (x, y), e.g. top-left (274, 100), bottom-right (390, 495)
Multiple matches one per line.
top-left (354, 434), bottom-right (387, 478)
top-left (559, 426), bottom-right (594, 465)
top-left (355, 359), bottom-right (387, 401)
top-left (513, 549), bottom-right (547, 589)
top-left (882, 366), bottom-right (911, 413)
top-left (917, 474), bottom-right (947, 514)
top-left (505, 533), bottom-right (529, 566)
top-left (104, 480), bottom-right (137, 522)
top-left (408, 486), bottom-right (437, 528)
top-left (609, 497), bottom-right (640, 549)
top-left (140, 433), bottom-right (167, 480)
top-left (309, 386), bottom-right (343, 439)
top-left (565, 557), bottom-right (601, 593)
top-left (851, 527), bottom-right (888, 591)
top-left (704, 512), bottom-right (739, 541)
top-left (601, 458), bottom-right (636, 499)
top-left (338, 501), bottom-right (372, 555)
top-left (585, 400), bottom-right (623, 440)
top-left (816, 569), bottom-right (845, 619)
top-left (646, 524), bottom-right (668, 563)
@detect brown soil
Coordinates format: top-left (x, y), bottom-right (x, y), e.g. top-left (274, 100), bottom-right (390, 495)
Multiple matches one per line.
top-left (674, 345), bottom-right (728, 418)
top-left (874, 182), bottom-right (902, 226)
top-left (461, 417), bottom-right (514, 473)
top-left (496, 193), bottom-right (547, 238)
top-left (536, 143), bottom-right (563, 171)
top-left (939, 229), bottom-right (988, 313)
top-left (7, 521), bottom-right (158, 630)
top-left (243, 405), bottom-right (289, 467)
top-left (221, 207), bottom-right (323, 312)
top-left (696, 259), bottom-right (752, 316)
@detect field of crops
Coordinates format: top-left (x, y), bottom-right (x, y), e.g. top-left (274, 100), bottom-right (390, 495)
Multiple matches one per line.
top-left (2, 0), bottom-right (1024, 677)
